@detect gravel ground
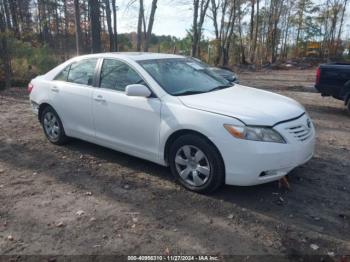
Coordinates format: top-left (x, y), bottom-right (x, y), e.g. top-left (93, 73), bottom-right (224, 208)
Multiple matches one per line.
top-left (0, 69), bottom-right (349, 261)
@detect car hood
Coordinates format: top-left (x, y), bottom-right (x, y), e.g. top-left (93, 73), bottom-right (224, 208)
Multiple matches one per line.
top-left (177, 85), bottom-right (305, 126)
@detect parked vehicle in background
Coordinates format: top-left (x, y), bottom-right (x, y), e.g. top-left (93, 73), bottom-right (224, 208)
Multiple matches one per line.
top-left (305, 42), bottom-right (322, 57)
top-left (29, 52), bottom-right (315, 193)
top-left (190, 57), bottom-right (240, 84)
top-left (315, 63), bottom-right (350, 113)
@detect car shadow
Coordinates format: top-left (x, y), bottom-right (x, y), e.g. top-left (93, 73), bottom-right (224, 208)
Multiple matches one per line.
top-left (1, 137), bottom-right (349, 253)
top-left (305, 104), bottom-right (348, 117)
top-left (64, 138), bottom-right (174, 183)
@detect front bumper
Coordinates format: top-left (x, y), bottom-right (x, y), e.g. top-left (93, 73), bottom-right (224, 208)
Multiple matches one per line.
top-left (216, 114), bottom-right (315, 186)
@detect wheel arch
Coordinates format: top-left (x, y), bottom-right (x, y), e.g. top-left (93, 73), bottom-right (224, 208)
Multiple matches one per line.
top-left (38, 102), bottom-right (53, 122)
top-left (163, 129), bottom-right (225, 169)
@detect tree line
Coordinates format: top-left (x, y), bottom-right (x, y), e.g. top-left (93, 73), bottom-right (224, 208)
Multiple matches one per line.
top-left (0, 0), bottom-right (349, 88)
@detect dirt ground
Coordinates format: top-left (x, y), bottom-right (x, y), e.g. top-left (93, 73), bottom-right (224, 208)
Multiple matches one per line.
top-left (0, 69), bottom-right (349, 261)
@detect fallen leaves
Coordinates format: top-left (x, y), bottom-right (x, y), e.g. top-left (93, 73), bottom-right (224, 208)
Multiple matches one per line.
top-left (164, 247), bottom-right (170, 256)
top-left (76, 210), bottom-right (85, 216)
top-left (7, 235), bottom-right (14, 241)
top-left (278, 176), bottom-right (291, 190)
top-left (56, 221), bottom-right (65, 228)
top-left (310, 244), bottom-right (319, 250)
top-left (311, 216), bottom-right (320, 221)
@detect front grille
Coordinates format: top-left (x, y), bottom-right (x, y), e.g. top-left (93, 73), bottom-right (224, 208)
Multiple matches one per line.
top-left (286, 125), bottom-right (312, 142)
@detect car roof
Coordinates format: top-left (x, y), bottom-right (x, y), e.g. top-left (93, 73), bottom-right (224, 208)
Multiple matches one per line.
top-left (76, 52), bottom-right (185, 61)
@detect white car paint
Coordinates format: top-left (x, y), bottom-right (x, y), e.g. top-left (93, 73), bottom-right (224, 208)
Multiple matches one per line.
top-left (29, 52), bottom-right (315, 186)
top-left (178, 85), bottom-right (305, 126)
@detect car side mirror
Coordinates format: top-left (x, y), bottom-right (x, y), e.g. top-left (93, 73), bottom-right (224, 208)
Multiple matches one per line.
top-left (125, 84), bottom-right (152, 98)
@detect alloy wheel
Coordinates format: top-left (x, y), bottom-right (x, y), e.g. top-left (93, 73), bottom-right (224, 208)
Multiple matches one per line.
top-left (43, 111), bottom-right (60, 140)
top-left (175, 145), bottom-right (211, 187)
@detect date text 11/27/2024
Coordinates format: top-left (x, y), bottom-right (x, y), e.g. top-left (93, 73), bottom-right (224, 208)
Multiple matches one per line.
top-left (127, 255), bottom-right (219, 261)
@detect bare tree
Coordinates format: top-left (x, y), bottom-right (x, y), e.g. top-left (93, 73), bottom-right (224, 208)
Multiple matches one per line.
top-left (250, 0), bottom-right (259, 63)
top-left (210, 0), bottom-right (220, 39)
top-left (112, 0), bottom-right (118, 51)
top-left (105, 0), bottom-right (115, 51)
top-left (336, 0), bottom-right (348, 54)
top-left (74, 0), bottom-right (82, 54)
top-left (144, 0), bottom-right (158, 52)
top-left (209, 0), bottom-right (237, 65)
top-left (2, 0), bottom-right (11, 30)
top-left (0, 0), bottom-right (11, 89)
top-left (8, 0), bottom-right (20, 38)
top-left (137, 0), bottom-right (144, 51)
top-left (237, 0), bottom-right (246, 64)
top-left (191, 0), bottom-right (210, 57)
top-left (89, 0), bottom-right (101, 53)
top-left (191, 0), bottom-right (200, 56)
top-left (249, 0), bottom-right (255, 60)
top-left (221, 0), bottom-right (237, 65)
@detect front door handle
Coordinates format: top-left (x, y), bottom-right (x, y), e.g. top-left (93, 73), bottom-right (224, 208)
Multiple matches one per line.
top-left (51, 86), bottom-right (59, 93)
top-left (94, 95), bottom-right (106, 103)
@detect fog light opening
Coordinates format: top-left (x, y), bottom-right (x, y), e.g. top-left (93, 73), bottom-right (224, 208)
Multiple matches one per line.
top-left (259, 172), bottom-right (267, 177)
top-left (260, 170), bottom-right (288, 178)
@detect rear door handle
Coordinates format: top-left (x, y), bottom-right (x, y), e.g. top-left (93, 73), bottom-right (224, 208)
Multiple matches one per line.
top-left (94, 95), bottom-right (106, 103)
top-left (51, 86), bottom-right (59, 93)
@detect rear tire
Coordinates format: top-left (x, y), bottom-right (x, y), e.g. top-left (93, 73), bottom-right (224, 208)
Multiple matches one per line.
top-left (169, 134), bottom-right (225, 193)
top-left (41, 106), bottom-right (69, 145)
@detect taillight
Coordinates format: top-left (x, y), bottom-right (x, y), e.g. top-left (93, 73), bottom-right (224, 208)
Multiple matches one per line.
top-left (316, 67), bottom-right (321, 85)
top-left (27, 83), bottom-right (34, 93)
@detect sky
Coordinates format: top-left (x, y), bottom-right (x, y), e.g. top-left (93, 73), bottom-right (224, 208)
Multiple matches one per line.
top-left (117, 0), bottom-right (198, 38)
top-left (116, 0), bottom-right (350, 40)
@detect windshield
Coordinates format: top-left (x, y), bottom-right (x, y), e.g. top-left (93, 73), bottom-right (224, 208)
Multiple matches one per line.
top-left (138, 58), bottom-right (231, 96)
top-left (189, 57), bottom-right (209, 68)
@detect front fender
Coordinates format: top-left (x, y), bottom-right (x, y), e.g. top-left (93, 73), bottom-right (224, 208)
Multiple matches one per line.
top-left (158, 101), bottom-right (243, 163)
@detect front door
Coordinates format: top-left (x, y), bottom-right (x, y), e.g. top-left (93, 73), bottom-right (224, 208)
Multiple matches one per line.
top-left (92, 58), bottom-right (161, 162)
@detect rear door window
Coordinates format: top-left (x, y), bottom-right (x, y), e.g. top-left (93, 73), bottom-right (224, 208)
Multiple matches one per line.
top-left (67, 59), bottom-right (98, 85)
top-left (54, 65), bottom-right (70, 81)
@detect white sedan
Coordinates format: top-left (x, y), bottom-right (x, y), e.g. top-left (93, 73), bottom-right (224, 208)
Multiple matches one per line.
top-left (29, 53), bottom-right (315, 193)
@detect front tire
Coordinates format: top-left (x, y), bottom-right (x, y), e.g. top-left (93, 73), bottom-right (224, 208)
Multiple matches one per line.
top-left (41, 106), bottom-right (68, 145)
top-left (169, 134), bottom-right (225, 193)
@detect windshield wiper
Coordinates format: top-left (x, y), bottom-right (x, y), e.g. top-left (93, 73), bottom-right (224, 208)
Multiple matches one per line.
top-left (174, 84), bottom-right (232, 96)
top-left (208, 85), bottom-right (232, 92)
top-left (173, 90), bottom-right (207, 96)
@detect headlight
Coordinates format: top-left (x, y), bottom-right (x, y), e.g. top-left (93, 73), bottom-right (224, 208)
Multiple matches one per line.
top-left (224, 124), bottom-right (286, 143)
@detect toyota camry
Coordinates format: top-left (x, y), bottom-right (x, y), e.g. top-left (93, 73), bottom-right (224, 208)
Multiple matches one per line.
top-left (28, 53), bottom-right (315, 193)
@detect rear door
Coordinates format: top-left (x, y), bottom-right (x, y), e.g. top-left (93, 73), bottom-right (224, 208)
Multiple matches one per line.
top-left (92, 58), bottom-right (161, 162)
top-left (51, 58), bottom-right (98, 140)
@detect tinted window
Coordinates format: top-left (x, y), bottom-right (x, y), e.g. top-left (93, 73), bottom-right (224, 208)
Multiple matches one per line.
top-left (54, 65), bottom-right (70, 81)
top-left (67, 59), bottom-right (98, 85)
top-left (138, 58), bottom-right (230, 96)
top-left (100, 59), bottom-right (143, 91)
